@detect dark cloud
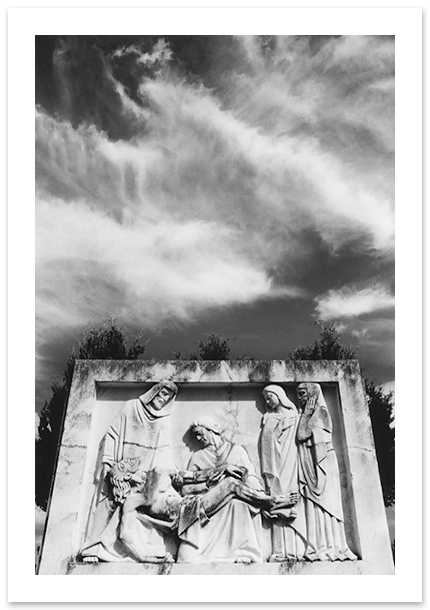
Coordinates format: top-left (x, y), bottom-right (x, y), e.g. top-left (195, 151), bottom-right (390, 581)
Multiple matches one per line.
top-left (35, 35), bottom-right (395, 410)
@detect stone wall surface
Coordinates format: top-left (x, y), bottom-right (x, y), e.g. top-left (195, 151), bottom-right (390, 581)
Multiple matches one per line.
top-left (38, 359), bottom-right (394, 575)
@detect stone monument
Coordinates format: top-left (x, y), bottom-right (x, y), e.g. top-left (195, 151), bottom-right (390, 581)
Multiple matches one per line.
top-left (38, 359), bottom-right (394, 575)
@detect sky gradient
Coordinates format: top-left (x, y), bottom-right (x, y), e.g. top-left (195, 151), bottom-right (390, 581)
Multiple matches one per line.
top-left (35, 35), bottom-right (395, 412)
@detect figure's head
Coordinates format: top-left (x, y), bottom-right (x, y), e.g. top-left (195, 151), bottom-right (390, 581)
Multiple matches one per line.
top-left (297, 383), bottom-right (320, 408)
top-left (263, 390), bottom-right (281, 410)
top-left (140, 379), bottom-right (178, 415)
top-left (150, 386), bottom-right (175, 411)
top-left (192, 425), bottom-right (212, 447)
top-left (262, 385), bottom-right (296, 412)
top-left (191, 416), bottom-right (223, 447)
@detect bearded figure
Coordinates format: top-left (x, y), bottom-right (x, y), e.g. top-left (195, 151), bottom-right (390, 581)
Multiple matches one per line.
top-left (80, 379), bottom-right (178, 563)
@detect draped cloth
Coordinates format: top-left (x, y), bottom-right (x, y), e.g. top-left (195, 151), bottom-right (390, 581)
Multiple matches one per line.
top-left (177, 437), bottom-right (264, 563)
top-left (80, 381), bottom-right (178, 562)
top-left (297, 383), bottom-right (356, 561)
top-left (260, 385), bottom-right (306, 559)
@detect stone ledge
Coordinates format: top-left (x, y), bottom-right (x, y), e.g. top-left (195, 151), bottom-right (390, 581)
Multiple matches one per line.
top-left (68, 559), bottom-right (386, 576)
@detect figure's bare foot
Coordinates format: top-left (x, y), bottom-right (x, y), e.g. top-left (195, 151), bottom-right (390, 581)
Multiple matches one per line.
top-left (163, 553), bottom-right (174, 563)
top-left (235, 556), bottom-right (252, 564)
top-left (271, 491), bottom-right (298, 509)
top-left (82, 556), bottom-right (99, 563)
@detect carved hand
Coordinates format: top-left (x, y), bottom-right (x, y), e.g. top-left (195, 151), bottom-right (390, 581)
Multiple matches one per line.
top-left (207, 468), bottom-right (224, 485)
top-left (224, 464), bottom-right (248, 481)
top-left (304, 395), bottom-right (317, 417)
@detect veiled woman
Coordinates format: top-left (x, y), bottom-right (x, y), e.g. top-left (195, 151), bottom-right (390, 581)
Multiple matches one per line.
top-left (80, 379), bottom-right (178, 563)
top-left (260, 384), bottom-right (304, 561)
top-left (296, 382), bottom-right (356, 561)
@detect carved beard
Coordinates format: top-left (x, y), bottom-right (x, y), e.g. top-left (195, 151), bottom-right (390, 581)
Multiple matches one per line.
top-left (140, 396), bottom-right (172, 420)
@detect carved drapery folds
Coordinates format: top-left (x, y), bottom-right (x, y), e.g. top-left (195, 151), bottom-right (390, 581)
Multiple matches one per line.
top-left (79, 380), bottom-right (357, 564)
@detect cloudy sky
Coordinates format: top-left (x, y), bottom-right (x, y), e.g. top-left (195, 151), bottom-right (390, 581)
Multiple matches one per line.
top-left (35, 35), bottom-right (395, 412)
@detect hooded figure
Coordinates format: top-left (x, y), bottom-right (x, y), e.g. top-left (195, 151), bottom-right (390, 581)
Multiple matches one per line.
top-left (80, 379), bottom-right (178, 563)
top-left (296, 383), bottom-right (356, 561)
top-left (260, 384), bottom-right (303, 561)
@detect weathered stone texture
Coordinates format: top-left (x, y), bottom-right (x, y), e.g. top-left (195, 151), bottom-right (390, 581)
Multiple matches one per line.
top-left (38, 359), bottom-right (393, 575)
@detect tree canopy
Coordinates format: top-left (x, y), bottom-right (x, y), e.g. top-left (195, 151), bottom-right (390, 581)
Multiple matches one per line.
top-left (289, 322), bottom-right (357, 360)
top-left (190, 333), bottom-right (231, 361)
top-left (289, 322), bottom-right (394, 507)
top-left (35, 320), bottom-right (394, 511)
top-left (35, 319), bottom-right (147, 510)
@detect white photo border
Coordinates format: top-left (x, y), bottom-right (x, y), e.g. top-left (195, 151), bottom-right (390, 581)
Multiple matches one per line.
top-left (8, 4), bottom-right (422, 603)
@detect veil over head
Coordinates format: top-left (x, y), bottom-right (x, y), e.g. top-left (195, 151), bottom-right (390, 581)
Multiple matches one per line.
top-left (297, 382), bottom-right (332, 436)
top-left (263, 384), bottom-right (297, 411)
top-left (139, 378), bottom-right (178, 419)
top-left (297, 382), bottom-right (327, 408)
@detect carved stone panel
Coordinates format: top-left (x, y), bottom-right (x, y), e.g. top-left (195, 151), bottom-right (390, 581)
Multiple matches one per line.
top-left (38, 360), bottom-right (393, 575)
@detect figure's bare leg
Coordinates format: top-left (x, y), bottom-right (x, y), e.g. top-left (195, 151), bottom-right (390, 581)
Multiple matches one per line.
top-left (234, 482), bottom-right (273, 507)
top-left (200, 478), bottom-right (272, 518)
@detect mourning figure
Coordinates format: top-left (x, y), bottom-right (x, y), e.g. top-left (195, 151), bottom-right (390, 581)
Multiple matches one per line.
top-left (80, 379), bottom-right (178, 563)
top-left (176, 416), bottom-right (273, 564)
top-left (296, 382), bottom-right (357, 561)
top-left (260, 384), bottom-right (301, 561)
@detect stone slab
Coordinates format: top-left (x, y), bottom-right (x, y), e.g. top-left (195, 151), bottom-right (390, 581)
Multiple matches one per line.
top-left (69, 559), bottom-right (384, 576)
top-left (38, 359), bottom-right (394, 575)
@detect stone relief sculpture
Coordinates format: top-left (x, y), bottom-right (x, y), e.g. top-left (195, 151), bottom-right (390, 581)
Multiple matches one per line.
top-left (79, 379), bottom-right (356, 565)
top-left (260, 383), bottom-right (357, 562)
top-left (260, 385), bottom-right (300, 561)
top-left (80, 379), bottom-right (179, 563)
top-left (295, 382), bottom-right (357, 561)
top-left (176, 416), bottom-right (275, 564)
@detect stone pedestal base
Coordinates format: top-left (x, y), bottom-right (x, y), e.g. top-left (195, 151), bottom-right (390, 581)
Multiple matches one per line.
top-left (38, 360), bottom-right (394, 576)
top-left (68, 559), bottom-right (391, 576)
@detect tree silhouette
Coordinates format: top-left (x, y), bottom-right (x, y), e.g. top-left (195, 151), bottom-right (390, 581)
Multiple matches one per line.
top-left (189, 333), bottom-right (231, 360)
top-left (36, 323), bottom-right (394, 511)
top-left (290, 322), bottom-right (357, 360)
top-left (35, 319), bottom-right (147, 510)
top-left (290, 322), bottom-right (394, 507)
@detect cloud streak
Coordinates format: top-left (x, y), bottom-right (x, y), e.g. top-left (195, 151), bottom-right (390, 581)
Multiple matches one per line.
top-left (314, 283), bottom-right (395, 320)
top-left (35, 35), bottom-right (395, 407)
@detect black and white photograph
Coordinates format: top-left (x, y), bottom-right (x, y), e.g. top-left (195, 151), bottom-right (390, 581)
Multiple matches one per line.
top-left (7, 5), bottom-right (422, 604)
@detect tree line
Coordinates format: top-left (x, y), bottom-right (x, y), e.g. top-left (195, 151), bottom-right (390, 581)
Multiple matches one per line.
top-left (35, 320), bottom-right (394, 510)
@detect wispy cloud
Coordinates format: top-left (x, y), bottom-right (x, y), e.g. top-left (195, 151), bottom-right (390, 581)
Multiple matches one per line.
top-left (314, 283), bottom-right (395, 320)
top-left (35, 35), bottom-right (394, 406)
